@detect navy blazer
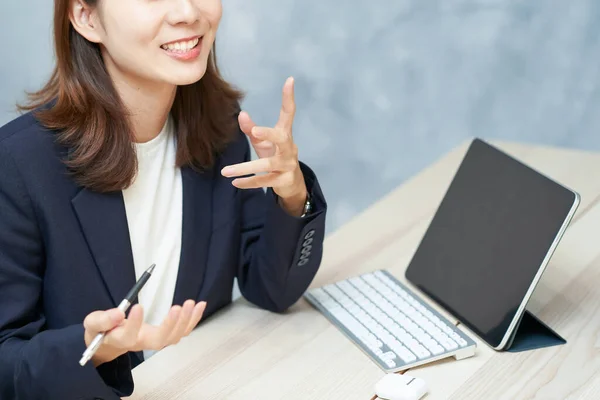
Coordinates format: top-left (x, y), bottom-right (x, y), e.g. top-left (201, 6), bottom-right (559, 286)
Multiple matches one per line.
top-left (0, 110), bottom-right (326, 399)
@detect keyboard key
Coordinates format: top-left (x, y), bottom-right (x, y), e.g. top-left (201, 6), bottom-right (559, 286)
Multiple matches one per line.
top-left (413, 344), bottom-right (431, 359)
top-left (431, 344), bottom-right (445, 355)
top-left (390, 343), bottom-right (417, 363)
top-left (449, 331), bottom-right (468, 347)
top-left (439, 335), bottom-right (459, 351)
top-left (382, 351), bottom-right (397, 362)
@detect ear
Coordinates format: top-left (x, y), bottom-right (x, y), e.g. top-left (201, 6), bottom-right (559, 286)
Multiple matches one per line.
top-left (69, 0), bottom-right (102, 43)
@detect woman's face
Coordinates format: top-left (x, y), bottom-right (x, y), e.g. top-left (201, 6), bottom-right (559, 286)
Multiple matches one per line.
top-left (72, 0), bottom-right (222, 86)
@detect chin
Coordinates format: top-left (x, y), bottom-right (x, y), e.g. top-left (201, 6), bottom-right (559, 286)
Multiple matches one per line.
top-left (164, 64), bottom-right (208, 86)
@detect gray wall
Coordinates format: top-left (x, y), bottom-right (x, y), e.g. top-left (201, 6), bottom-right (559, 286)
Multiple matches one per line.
top-left (2, 1), bottom-right (600, 233)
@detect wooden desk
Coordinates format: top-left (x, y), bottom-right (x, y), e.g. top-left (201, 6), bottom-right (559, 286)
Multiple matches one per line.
top-left (127, 140), bottom-right (600, 400)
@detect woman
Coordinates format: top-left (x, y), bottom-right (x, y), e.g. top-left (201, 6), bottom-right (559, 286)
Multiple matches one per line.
top-left (0, 0), bottom-right (326, 398)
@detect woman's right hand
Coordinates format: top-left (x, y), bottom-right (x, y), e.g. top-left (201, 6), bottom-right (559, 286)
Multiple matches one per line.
top-left (83, 300), bottom-right (207, 367)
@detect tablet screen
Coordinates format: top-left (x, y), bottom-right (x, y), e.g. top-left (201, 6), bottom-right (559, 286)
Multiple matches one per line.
top-left (405, 139), bottom-right (578, 348)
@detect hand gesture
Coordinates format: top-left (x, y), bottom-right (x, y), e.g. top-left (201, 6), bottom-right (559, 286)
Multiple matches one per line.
top-left (221, 77), bottom-right (308, 215)
top-left (83, 300), bottom-right (206, 366)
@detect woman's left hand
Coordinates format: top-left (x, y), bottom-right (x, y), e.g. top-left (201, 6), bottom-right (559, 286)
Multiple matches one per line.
top-left (221, 77), bottom-right (308, 216)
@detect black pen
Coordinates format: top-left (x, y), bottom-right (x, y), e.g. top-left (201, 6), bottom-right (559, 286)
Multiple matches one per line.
top-left (79, 263), bottom-right (156, 366)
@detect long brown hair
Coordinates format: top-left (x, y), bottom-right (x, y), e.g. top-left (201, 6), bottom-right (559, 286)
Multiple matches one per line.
top-left (19, 0), bottom-right (243, 193)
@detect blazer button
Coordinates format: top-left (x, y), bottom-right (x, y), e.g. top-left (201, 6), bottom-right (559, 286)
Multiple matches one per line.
top-left (299, 250), bottom-right (310, 260)
top-left (304, 230), bottom-right (315, 240)
top-left (298, 258), bottom-right (309, 266)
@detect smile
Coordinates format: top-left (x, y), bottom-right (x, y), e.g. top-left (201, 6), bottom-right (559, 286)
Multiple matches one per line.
top-left (160, 36), bottom-right (203, 61)
top-left (161, 37), bottom-right (200, 52)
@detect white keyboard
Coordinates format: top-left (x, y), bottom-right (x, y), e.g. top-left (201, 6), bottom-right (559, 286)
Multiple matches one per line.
top-left (304, 270), bottom-right (476, 372)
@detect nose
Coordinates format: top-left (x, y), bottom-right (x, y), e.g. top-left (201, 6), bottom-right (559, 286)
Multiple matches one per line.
top-left (167, 0), bottom-right (200, 25)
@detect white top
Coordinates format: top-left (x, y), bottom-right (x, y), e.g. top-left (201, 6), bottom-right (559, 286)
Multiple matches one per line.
top-left (122, 117), bottom-right (183, 360)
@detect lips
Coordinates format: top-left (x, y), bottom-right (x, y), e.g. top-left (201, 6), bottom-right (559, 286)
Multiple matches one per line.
top-left (160, 36), bottom-right (203, 61)
top-left (160, 37), bottom-right (201, 52)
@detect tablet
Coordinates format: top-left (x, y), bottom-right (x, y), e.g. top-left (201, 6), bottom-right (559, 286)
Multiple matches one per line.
top-left (405, 139), bottom-right (579, 350)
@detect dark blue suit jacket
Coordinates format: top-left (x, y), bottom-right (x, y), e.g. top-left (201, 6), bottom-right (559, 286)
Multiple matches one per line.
top-left (0, 110), bottom-right (326, 399)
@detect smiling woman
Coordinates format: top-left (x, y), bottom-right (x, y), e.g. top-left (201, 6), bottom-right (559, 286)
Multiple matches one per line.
top-left (0, 0), bottom-right (327, 399)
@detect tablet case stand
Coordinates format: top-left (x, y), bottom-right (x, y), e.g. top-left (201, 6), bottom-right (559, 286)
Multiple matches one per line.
top-left (503, 309), bottom-right (566, 352)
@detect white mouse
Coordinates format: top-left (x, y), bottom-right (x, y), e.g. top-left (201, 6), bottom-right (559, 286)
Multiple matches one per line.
top-left (374, 373), bottom-right (428, 400)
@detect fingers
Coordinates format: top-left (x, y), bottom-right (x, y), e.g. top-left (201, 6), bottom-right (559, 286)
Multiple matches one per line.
top-left (164, 301), bottom-right (206, 345)
top-left (83, 308), bottom-right (125, 335)
top-left (104, 304), bottom-right (144, 349)
top-left (185, 302), bottom-right (206, 336)
top-left (122, 304), bottom-right (144, 345)
top-left (221, 158), bottom-right (272, 178)
top-left (221, 156), bottom-right (298, 178)
top-left (276, 77), bottom-right (296, 131)
top-left (166, 300), bottom-right (195, 346)
top-left (231, 172), bottom-right (296, 190)
top-left (137, 305), bottom-right (182, 350)
top-left (157, 306), bottom-right (181, 341)
top-left (236, 78), bottom-right (296, 163)
top-left (238, 115), bottom-right (292, 157)
top-left (251, 126), bottom-right (290, 146)
top-left (112, 300), bottom-right (207, 353)
top-left (239, 78), bottom-right (295, 141)
top-left (238, 111), bottom-right (257, 138)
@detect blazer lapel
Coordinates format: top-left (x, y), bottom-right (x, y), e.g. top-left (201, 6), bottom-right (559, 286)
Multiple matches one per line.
top-left (71, 166), bottom-right (213, 308)
top-left (172, 166), bottom-right (214, 305)
top-left (72, 189), bottom-right (136, 307)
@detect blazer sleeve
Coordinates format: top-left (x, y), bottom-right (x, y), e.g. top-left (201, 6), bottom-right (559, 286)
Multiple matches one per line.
top-left (235, 137), bottom-right (327, 312)
top-left (0, 144), bottom-right (127, 400)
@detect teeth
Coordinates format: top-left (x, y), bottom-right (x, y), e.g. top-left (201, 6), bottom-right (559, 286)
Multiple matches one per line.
top-left (161, 37), bottom-right (200, 52)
